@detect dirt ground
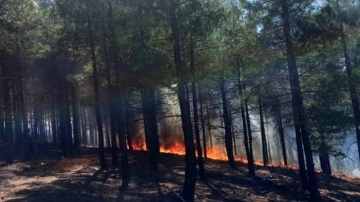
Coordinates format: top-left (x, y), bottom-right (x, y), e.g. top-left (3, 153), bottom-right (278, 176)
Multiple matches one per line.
top-left (1, 147), bottom-right (360, 202)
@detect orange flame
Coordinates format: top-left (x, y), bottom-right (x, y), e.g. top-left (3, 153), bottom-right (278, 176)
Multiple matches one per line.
top-left (130, 135), bottom-right (299, 170)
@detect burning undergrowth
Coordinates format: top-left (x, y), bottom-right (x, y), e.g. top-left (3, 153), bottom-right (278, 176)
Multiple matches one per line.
top-left (130, 131), bottom-right (300, 171)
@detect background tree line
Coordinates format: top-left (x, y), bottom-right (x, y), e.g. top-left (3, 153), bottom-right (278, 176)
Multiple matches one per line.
top-left (0, 0), bottom-right (360, 201)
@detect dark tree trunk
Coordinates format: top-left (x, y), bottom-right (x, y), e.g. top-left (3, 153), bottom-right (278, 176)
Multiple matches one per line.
top-left (198, 86), bottom-right (207, 159)
top-left (258, 96), bottom-right (269, 166)
top-left (169, 2), bottom-right (197, 200)
top-left (237, 61), bottom-right (255, 176)
top-left (58, 81), bottom-right (67, 157)
top-left (107, 0), bottom-right (129, 180)
top-left (230, 110), bottom-right (237, 156)
top-left (295, 125), bottom-right (308, 188)
top-left (81, 106), bottom-right (88, 145)
top-left (0, 106), bottom-right (4, 141)
top-left (190, 35), bottom-right (206, 180)
top-left (40, 113), bottom-right (46, 142)
top-left (146, 89), bottom-right (160, 169)
top-left (109, 108), bottom-right (118, 165)
top-left (125, 93), bottom-right (134, 151)
top-left (104, 116), bottom-right (111, 148)
top-left (14, 37), bottom-right (27, 135)
top-left (245, 98), bottom-right (254, 170)
top-left (51, 92), bottom-right (57, 144)
top-left (13, 83), bottom-right (22, 151)
top-left (274, 103), bottom-right (287, 166)
top-left (335, 0), bottom-right (360, 162)
top-left (2, 58), bottom-right (14, 163)
top-left (102, 13), bottom-right (118, 165)
top-left (64, 87), bottom-right (73, 146)
top-left (17, 65), bottom-right (27, 134)
top-left (71, 85), bottom-right (80, 148)
top-left (280, 1), bottom-right (321, 200)
top-left (86, 2), bottom-right (107, 170)
top-left (220, 78), bottom-right (236, 169)
top-left (142, 90), bottom-right (151, 151)
top-left (116, 92), bottom-right (130, 182)
top-left (319, 134), bottom-right (331, 176)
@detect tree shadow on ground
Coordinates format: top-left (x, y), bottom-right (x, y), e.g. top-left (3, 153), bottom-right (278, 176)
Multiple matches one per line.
top-left (2, 148), bottom-right (360, 202)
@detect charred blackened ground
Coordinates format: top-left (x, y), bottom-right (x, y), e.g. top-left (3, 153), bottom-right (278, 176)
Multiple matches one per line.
top-left (1, 147), bottom-right (359, 202)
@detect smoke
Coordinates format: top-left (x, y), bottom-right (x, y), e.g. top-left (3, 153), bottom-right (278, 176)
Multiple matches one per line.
top-left (352, 169), bottom-right (360, 178)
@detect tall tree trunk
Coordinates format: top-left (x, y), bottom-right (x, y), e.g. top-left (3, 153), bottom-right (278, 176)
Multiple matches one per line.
top-left (125, 93), bottom-right (134, 151)
top-left (190, 35), bottom-right (206, 180)
top-left (71, 85), bottom-right (80, 148)
top-left (280, 1), bottom-right (321, 200)
top-left (104, 116), bottom-right (111, 148)
top-left (106, 0), bottom-right (129, 180)
top-left (0, 105), bottom-right (4, 141)
top-left (141, 88), bottom-right (160, 171)
top-left (169, 2), bottom-right (197, 200)
top-left (14, 35), bottom-right (27, 135)
top-left (64, 87), bottom-right (73, 146)
top-left (319, 132), bottom-right (331, 176)
top-left (258, 95), bottom-right (269, 166)
top-left (220, 78), bottom-right (236, 169)
top-left (143, 88), bottom-right (160, 169)
top-left (198, 86), bottom-right (207, 159)
top-left (58, 80), bottom-right (67, 157)
top-left (13, 83), bottom-right (22, 151)
top-left (230, 109), bottom-right (237, 156)
top-left (295, 125), bottom-right (308, 189)
top-left (245, 97), bottom-right (254, 170)
top-left (81, 106), bottom-right (88, 145)
top-left (274, 103), bottom-right (287, 166)
top-left (335, 0), bottom-right (360, 162)
top-left (86, 2), bottom-right (107, 170)
top-left (102, 13), bottom-right (118, 165)
top-left (109, 107), bottom-right (118, 165)
top-left (3, 61), bottom-right (14, 163)
top-left (206, 100), bottom-right (213, 148)
top-left (51, 92), bottom-right (57, 144)
top-left (142, 90), bottom-right (151, 151)
top-left (237, 61), bottom-right (255, 176)
top-left (116, 91), bottom-right (130, 182)
top-left (33, 102), bottom-right (40, 143)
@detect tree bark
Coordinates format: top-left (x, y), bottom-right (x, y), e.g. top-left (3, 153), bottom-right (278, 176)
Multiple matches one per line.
top-left (57, 77), bottom-right (67, 157)
top-left (0, 106), bottom-right (4, 141)
top-left (71, 85), bottom-right (80, 148)
top-left (280, 1), bottom-right (321, 200)
top-left (220, 77), bottom-right (236, 169)
top-left (258, 95), bottom-right (269, 166)
top-left (274, 104), bottom-right (287, 166)
top-left (237, 61), bottom-right (255, 176)
top-left (2, 55), bottom-right (14, 163)
top-left (13, 83), bottom-right (22, 151)
top-left (198, 86), bottom-right (207, 159)
top-left (125, 93), bottom-right (134, 151)
top-left (319, 133), bottom-right (331, 175)
top-left (116, 91), bottom-right (130, 182)
top-left (50, 92), bottom-right (57, 144)
top-left (335, 0), bottom-right (360, 162)
top-left (102, 11), bottom-right (119, 165)
top-left (86, 1), bottom-right (107, 170)
top-left (295, 125), bottom-right (308, 188)
top-left (190, 35), bottom-right (206, 180)
top-left (169, 2), bottom-right (197, 200)
top-left (245, 96), bottom-right (254, 171)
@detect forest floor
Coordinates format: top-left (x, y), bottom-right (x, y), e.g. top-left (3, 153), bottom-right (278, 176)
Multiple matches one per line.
top-left (1, 147), bottom-right (360, 202)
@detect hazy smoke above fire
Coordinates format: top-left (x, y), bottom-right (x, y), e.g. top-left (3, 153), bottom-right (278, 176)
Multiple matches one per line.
top-left (128, 88), bottom-right (360, 177)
